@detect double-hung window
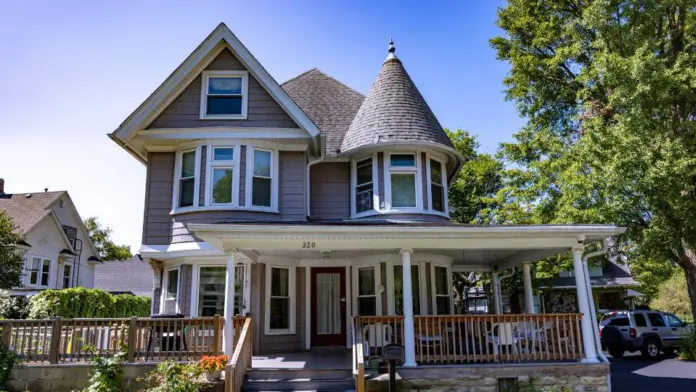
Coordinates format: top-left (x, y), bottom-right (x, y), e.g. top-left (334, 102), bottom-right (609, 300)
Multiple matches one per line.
top-left (387, 154), bottom-right (420, 209)
top-left (62, 263), bottom-right (72, 289)
top-left (176, 149), bottom-right (198, 209)
top-left (265, 266), bottom-right (295, 334)
top-left (209, 146), bottom-right (236, 205)
top-left (29, 257), bottom-right (51, 287)
top-left (429, 159), bottom-right (446, 213)
top-left (431, 265), bottom-right (452, 315)
top-left (200, 71), bottom-right (248, 119)
top-left (164, 268), bottom-right (180, 314)
top-left (354, 157), bottom-right (374, 214)
top-left (355, 266), bottom-right (379, 315)
top-left (392, 264), bottom-right (422, 315)
top-left (197, 265), bottom-right (247, 317)
top-left (248, 148), bottom-right (274, 208)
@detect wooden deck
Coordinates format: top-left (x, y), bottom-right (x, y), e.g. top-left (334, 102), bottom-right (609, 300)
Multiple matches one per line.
top-left (252, 351), bottom-right (352, 370)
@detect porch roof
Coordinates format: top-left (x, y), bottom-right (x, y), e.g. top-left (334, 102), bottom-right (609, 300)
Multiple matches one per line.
top-left (186, 221), bottom-right (624, 270)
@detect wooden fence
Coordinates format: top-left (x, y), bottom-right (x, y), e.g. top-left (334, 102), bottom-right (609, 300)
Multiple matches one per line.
top-left (0, 316), bottom-right (248, 364)
top-left (354, 313), bottom-right (584, 364)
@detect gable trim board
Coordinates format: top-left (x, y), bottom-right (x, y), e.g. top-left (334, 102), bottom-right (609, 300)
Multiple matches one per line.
top-left (109, 23), bottom-right (321, 163)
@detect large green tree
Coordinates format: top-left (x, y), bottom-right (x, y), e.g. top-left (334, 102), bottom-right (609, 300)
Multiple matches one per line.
top-left (492, 0), bottom-right (696, 319)
top-left (83, 217), bottom-right (132, 261)
top-left (0, 211), bottom-right (26, 289)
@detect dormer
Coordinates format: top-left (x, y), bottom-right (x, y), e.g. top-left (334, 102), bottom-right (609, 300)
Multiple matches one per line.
top-left (339, 41), bottom-right (463, 220)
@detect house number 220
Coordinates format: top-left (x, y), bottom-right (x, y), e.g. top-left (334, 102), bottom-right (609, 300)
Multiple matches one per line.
top-left (302, 242), bottom-right (316, 248)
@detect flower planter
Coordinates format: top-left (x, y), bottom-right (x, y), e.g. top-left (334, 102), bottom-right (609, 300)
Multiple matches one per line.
top-left (204, 370), bottom-right (222, 381)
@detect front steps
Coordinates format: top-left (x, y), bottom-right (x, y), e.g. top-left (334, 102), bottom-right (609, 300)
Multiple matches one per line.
top-left (243, 368), bottom-right (355, 392)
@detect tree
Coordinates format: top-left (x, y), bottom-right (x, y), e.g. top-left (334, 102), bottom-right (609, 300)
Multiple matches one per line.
top-left (0, 211), bottom-right (26, 289)
top-left (83, 217), bottom-right (132, 261)
top-left (491, 0), bottom-right (696, 320)
top-left (651, 271), bottom-right (692, 318)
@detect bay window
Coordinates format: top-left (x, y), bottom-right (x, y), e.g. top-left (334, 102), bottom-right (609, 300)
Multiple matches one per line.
top-left (428, 158), bottom-right (446, 213)
top-left (200, 71), bottom-right (248, 119)
top-left (163, 267), bottom-right (180, 314)
top-left (354, 157), bottom-right (375, 214)
top-left (387, 153), bottom-right (420, 209)
top-left (29, 257), bottom-right (51, 287)
top-left (431, 265), bottom-right (452, 315)
top-left (174, 148), bottom-right (200, 210)
top-left (265, 266), bottom-right (295, 334)
top-left (248, 148), bottom-right (275, 209)
top-left (208, 146), bottom-right (237, 206)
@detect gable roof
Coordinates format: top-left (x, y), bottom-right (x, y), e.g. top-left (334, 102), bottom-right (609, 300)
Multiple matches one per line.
top-left (94, 256), bottom-right (153, 298)
top-left (109, 23), bottom-right (322, 162)
top-left (341, 48), bottom-right (454, 153)
top-left (281, 68), bottom-right (365, 157)
top-left (0, 191), bottom-right (64, 233)
top-left (544, 259), bottom-right (639, 289)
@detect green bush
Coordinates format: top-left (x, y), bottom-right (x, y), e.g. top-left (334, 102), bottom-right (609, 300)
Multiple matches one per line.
top-left (0, 341), bottom-right (17, 390)
top-left (0, 290), bottom-right (30, 319)
top-left (141, 361), bottom-right (209, 392)
top-left (82, 344), bottom-right (127, 392)
top-left (28, 288), bottom-right (150, 319)
top-left (650, 271), bottom-right (692, 316)
top-left (679, 327), bottom-right (696, 361)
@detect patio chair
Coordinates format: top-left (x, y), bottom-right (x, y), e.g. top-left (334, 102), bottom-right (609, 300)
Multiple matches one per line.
top-left (489, 322), bottom-right (518, 356)
top-left (415, 321), bottom-right (444, 357)
top-left (362, 323), bottom-right (392, 357)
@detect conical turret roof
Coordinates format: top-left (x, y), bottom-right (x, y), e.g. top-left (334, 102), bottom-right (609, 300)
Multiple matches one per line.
top-left (341, 41), bottom-right (453, 153)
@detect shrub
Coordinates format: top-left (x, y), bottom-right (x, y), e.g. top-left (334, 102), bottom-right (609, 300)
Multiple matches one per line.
top-left (82, 345), bottom-right (127, 392)
top-left (28, 288), bottom-right (150, 319)
top-left (0, 341), bottom-right (17, 390)
top-left (141, 361), bottom-right (209, 392)
top-left (650, 271), bottom-right (691, 316)
top-left (678, 327), bottom-right (696, 361)
top-left (0, 290), bottom-right (30, 319)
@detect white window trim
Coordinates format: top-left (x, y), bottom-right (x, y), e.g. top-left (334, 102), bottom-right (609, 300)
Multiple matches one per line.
top-left (161, 266), bottom-right (181, 314)
top-left (245, 147), bottom-right (279, 212)
top-left (190, 263), bottom-right (249, 317)
top-left (384, 152), bottom-right (423, 212)
top-left (430, 264), bottom-right (453, 315)
top-left (26, 256), bottom-right (52, 288)
top-left (204, 144), bottom-right (241, 207)
top-left (172, 146), bottom-right (202, 213)
top-left (265, 265), bottom-right (296, 335)
top-left (62, 262), bottom-right (73, 289)
top-left (350, 153), bottom-right (379, 218)
top-left (425, 154), bottom-right (449, 216)
top-left (386, 261), bottom-right (427, 315)
top-left (352, 265), bottom-right (382, 316)
top-left (199, 70), bottom-right (249, 120)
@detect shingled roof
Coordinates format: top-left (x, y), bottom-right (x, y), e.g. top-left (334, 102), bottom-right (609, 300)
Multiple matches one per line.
top-left (340, 43), bottom-right (454, 153)
top-left (0, 191), bottom-right (64, 233)
top-left (282, 68), bottom-right (365, 157)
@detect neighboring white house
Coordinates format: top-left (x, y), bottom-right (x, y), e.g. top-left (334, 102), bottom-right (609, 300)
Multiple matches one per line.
top-left (0, 178), bottom-right (101, 295)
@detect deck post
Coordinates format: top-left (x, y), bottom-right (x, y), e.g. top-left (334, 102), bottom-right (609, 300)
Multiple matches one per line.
top-left (522, 263), bottom-right (535, 314)
top-left (399, 248), bottom-right (417, 367)
top-left (223, 250), bottom-right (237, 357)
top-left (127, 317), bottom-right (137, 363)
top-left (572, 247), bottom-right (599, 362)
top-left (49, 317), bottom-right (61, 364)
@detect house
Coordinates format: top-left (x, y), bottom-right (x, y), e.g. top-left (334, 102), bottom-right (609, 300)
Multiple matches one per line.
top-left (0, 179), bottom-right (100, 295)
top-left (107, 23), bottom-right (620, 390)
top-left (94, 255), bottom-right (154, 298)
top-left (541, 259), bottom-right (640, 314)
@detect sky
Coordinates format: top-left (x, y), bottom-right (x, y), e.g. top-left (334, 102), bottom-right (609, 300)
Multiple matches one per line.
top-left (0, 0), bottom-right (523, 252)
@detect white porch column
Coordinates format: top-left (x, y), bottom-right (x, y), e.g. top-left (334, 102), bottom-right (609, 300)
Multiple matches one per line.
top-left (572, 248), bottom-right (599, 362)
top-left (400, 248), bottom-right (417, 367)
top-left (223, 250), bottom-right (237, 356)
top-left (522, 263), bottom-right (535, 314)
top-left (492, 272), bottom-right (501, 315)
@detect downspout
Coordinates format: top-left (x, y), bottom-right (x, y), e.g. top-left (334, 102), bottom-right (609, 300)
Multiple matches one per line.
top-left (582, 239), bottom-right (611, 391)
top-left (495, 268), bottom-right (516, 314)
top-left (305, 135), bottom-right (326, 220)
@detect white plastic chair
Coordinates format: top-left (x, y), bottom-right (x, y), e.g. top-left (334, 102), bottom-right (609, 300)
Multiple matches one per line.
top-left (490, 322), bottom-right (518, 355)
top-left (362, 323), bottom-right (392, 357)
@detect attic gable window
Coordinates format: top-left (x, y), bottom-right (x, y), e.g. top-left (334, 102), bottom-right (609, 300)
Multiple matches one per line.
top-left (200, 71), bottom-right (249, 119)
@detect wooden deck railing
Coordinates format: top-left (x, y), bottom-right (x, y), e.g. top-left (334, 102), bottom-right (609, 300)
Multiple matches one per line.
top-left (225, 317), bottom-right (253, 392)
top-left (351, 319), bottom-right (365, 392)
top-left (0, 315), bottom-right (248, 364)
top-left (354, 314), bottom-right (584, 364)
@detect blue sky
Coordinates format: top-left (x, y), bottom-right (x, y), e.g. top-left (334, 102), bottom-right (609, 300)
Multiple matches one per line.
top-left (0, 0), bottom-right (522, 252)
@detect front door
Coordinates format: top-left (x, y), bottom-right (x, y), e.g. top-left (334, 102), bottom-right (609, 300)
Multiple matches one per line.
top-left (311, 267), bottom-right (346, 346)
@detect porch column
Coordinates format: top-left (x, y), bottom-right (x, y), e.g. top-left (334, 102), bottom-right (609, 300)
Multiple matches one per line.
top-left (223, 250), bottom-right (237, 356)
top-left (400, 248), bottom-right (417, 367)
top-left (522, 263), bottom-right (535, 314)
top-left (492, 272), bottom-right (501, 314)
top-left (572, 248), bottom-right (599, 362)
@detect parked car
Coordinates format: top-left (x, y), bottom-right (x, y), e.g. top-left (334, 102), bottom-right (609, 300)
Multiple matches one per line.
top-left (599, 310), bottom-right (692, 358)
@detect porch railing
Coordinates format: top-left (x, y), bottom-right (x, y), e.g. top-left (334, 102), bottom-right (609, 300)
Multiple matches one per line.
top-left (351, 319), bottom-right (365, 392)
top-left (354, 313), bottom-right (584, 364)
top-left (225, 317), bottom-right (253, 392)
top-left (0, 315), bottom-right (248, 364)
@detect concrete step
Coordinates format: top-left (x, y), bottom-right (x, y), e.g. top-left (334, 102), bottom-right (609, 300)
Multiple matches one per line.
top-left (246, 369), bottom-right (353, 380)
top-left (244, 369), bottom-right (355, 392)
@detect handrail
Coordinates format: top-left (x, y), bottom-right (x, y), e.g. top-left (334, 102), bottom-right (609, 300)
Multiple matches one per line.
top-left (225, 317), bottom-right (253, 392)
top-left (352, 319), bottom-right (365, 392)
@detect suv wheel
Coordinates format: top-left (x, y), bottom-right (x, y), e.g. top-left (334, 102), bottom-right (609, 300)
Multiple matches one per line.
top-left (608, 344), bottom-right (624, 358)
top-left (641, 339), bottom-right (661, 359)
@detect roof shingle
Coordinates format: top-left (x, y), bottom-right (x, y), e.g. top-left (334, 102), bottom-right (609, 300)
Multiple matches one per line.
top-left (0, 191), bottom-right (64, 233)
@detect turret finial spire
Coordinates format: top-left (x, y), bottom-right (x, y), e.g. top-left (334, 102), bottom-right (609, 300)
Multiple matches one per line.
top-left (386, 37), bottom-right (398, 62)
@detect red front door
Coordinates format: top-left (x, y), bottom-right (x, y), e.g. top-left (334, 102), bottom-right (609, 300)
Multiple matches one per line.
top-left (311, 267), bottom-right (346, 346)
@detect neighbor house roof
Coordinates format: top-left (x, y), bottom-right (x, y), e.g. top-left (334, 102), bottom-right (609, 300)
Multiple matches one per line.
top-left (0, 191), bottom-right (65, 233)
top-left (340, 44), bottom-right (454, 153)
top-left (94, 256), bottom-right (154, 298)
top-left (544, 259), bottom-right (639, 289)
top-left (281, 68), bottom-right (365, 157)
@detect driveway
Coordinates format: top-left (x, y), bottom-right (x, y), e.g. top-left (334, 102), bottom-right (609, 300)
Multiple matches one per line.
top-left (610, 352), bottom-right (696, 391)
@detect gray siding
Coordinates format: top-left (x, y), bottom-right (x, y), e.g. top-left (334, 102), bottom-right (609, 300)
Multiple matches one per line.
top-left (257, 265), bottom-right (306, 353)
top-left (310, 162), bottom-right (350, 220)
top-left (143, 153), bottom-right (174, 245)
top-left (279, 151), bottom-right (307, 221)
top-left (146, 50), bottom-right (298, 129)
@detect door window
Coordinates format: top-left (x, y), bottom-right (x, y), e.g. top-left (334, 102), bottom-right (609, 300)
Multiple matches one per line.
top-left (316, 272), bottom-right (342, 335)
top-left (647, 313), bottom-right (666, 327)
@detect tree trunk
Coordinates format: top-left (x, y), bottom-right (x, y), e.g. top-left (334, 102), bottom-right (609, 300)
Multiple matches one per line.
top-left (678, 240), bottom-right (696, 321)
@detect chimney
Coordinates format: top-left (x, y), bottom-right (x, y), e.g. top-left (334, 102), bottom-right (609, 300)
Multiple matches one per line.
top-left (0, 178), bottom-right (4, 194)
